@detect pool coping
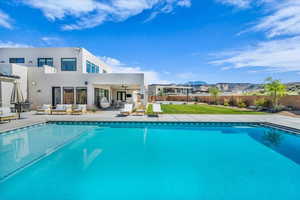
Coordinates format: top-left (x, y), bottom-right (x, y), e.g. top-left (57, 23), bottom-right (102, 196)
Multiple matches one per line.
top-left (1, 120), bottom-right (300, 135)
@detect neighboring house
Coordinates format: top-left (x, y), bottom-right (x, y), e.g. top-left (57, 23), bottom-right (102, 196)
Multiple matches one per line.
top-left (148, 84), bottom-right (192, 96)
top-left (0, 47), bottom-right (145, 109)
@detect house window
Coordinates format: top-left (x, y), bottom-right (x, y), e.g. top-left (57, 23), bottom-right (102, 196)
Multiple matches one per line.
top-left (76, 87), bottom-right (87, 104)
top-left (38, 58), bottom-right (53, 67)
top-left (61, 58), bottom-right (76, 71)
top-left (63, 87), bottom-right (74, 104)
top-left (86, 61), bottom-right (91, 73)
top-left (9, 58), bottom-right (25, 64)
top-left (86, 60), bottom-right (100, 73)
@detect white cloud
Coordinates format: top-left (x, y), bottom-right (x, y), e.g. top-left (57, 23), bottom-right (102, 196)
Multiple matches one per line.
top-left (177, 0), bottom-right (192, 7)
top-left (0, 41), bottom-right (32, 48)
top-left (21, 0), bottom-right (192, 30)
top-left (100, 56), bottom-right (169, 84)
top-left (211, 36), bottom-right (300, 73)
top-left (0, 10), bottom-right (13, 29)
top-left (253, 1), bottom-right (300, 38)
top-left (216, 0), bottom-right (252, 8)
top-left (41, 36), bottom-right (62, 45)
top-left (212, 0), bottom-right (300, 76)
top-left (176, 72), bottom-right (196, 80)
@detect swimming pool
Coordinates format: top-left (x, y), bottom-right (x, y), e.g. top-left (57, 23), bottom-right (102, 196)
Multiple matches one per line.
top-left (1, 122), bottom-right (300, 200)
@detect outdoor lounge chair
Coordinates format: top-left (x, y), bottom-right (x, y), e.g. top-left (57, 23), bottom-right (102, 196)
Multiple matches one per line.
top-left (0, 107), bottom-right (17, 122)
top-left (153, 103), bottom-right (162, 116)
top-left (120, 104), bottom-right (133, 116)
top-left (52, 104), bottom-right (72, 115)
top-left (72, 104), bottom-right (87, 115)
top-left (36, 104), bottom-right (52, 115)
top-left (134, 105), bottom-right (146, 116)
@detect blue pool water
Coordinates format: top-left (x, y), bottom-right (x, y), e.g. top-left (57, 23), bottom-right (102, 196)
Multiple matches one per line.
top-left (0, 122), bottom-right (300, 200)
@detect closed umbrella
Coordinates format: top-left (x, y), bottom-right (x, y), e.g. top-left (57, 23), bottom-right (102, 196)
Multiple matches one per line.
top-left (10, 81), bottom-right (24, 119)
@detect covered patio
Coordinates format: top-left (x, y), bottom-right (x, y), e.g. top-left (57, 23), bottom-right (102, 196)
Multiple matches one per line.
top-left (92, 83), bottom-right (145, 109)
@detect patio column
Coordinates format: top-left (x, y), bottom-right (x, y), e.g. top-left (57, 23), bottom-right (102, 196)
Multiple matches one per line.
top-left (87, 85), bottom-right (94, 108)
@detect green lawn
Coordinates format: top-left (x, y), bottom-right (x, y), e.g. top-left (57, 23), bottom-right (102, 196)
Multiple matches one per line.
top-left (153, 104), bottom-right (264, 114)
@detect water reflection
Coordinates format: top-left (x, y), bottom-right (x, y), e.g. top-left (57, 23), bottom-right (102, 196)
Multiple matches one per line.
top-left (262, 130), bottom-right (283, 147)
top-left (0, 124), bottom-right (95, 180)
top-left (2, 132), bottom-right (29, 162)
top-left (248, 128), bottom-right (300, 165)
top-left (83, 148), bottom-right (102, 170)
top-left (143, 128), bottom-right (148, 145)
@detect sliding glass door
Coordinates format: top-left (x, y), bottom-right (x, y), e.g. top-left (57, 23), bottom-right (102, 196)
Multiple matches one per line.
top-left (52, 87), bottom-right (61, 106)
top-left (63, 87), bottom-right (74, 104)
top-left (76, 87), bottom-right (87, 104)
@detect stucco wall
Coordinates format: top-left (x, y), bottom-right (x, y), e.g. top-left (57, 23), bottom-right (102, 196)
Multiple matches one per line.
top-left (0, 64), bottom-right (28, 107)
top-left (28, 67), bottom-right (144, 108)
top-left (1, 81), bottom-right (14, 107)
top-left (81, 49), bottom-right (111, 73)
top-left (0, 47), bottom-right (111, 74)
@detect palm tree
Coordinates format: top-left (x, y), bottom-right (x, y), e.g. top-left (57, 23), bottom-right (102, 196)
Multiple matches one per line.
top-left (264, 77), bottom-right (286, 108)
top-left (209, 87), bottom-right (220, 104)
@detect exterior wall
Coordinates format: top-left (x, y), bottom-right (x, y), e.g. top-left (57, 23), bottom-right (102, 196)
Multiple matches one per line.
top-left (0, 47), bottom-right (110, 74)
top-left (0, 47), bottom-right (146, 109)
top-left (1, 81), bottom-right (14, 107)
top-left (81, 49), bottom-right (111, 73)
top-left (149, 95), bottom-right (300, 109)
top-left (28, 66), bottom-right (144, 108)
top-left (0, 64), bottom-right (28, 107)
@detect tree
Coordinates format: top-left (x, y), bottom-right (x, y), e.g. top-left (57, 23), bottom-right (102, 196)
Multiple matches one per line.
top-left (264, 77), bottom-right (286, 108)
top-left (209, 87), bottom-right (220, 104)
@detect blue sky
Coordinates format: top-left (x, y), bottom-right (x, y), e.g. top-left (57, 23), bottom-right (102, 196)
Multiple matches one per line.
top-left (0, 0), bottom-right (299, 84)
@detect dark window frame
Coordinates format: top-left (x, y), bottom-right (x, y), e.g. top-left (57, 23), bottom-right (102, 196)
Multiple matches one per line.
top-left (38, 58), bottom-right (53, 67)
top-left (61, 58), bottom-right (77, 71)
top-left (76, 87), bottom-right (87, 104)
top-left (9, 58), bottom-right (25, 64)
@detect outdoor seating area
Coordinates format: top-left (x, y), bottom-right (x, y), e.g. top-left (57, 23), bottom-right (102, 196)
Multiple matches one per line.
top-left (36, 104), bottom-right (87, 115)
top-left (0, 107), bottom-right (17, 122)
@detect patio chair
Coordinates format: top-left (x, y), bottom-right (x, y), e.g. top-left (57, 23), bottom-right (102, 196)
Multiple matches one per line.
top-left (135, 105), bottom-right (146, 116)
top-left (72, 104), bottom-right (87, 115)
top-left (120, 104), bottom-right (133, 116)
top-left (52, 104), bottom-right (72, 115)
top-left (153, 103), bottom-right (162, 116)
top-left (36, 104), bottom-right (52, 115)
top-left (0, 107), bottom-right (17, 122)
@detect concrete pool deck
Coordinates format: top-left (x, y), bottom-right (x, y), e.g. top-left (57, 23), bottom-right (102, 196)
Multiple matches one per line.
top-left (1, 111), bottom-right (300, 133)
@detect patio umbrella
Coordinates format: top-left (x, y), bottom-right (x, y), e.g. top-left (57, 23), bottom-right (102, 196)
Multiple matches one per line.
top-left (10, 81), bottom-right (24, 119)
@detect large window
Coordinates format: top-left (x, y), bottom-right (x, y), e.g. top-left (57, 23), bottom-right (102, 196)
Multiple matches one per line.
top-left (63, 87), bottom-right (74, 104)
top-left (86, 61), bottom-right (100, 73)
top-left (9, 58), bottom-right (25, 64)
top-left (76, 87), bottom-right (87, 104)
top-left (117, 91), bottom-right (126, 101)
top-left (38, 58), bottom-right (53, 67)
top-left (61, 58), bottom-right (76, 71)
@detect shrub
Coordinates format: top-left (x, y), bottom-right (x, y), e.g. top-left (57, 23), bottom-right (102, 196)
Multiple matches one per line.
top-left (229, 98), bottom-right (235, 106)
top-left (254, 98), bottom-right (266, 107)
top-left (254, 98), bottom-right (273, 109)
top-left (236, 98), bottom-right (246, 108)
top-left (223, 98), bottom-right (229, 106)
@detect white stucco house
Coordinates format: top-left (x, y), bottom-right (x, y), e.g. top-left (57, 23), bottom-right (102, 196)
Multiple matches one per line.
top-left (0, 47), bottom-right (145, 109)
